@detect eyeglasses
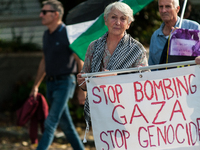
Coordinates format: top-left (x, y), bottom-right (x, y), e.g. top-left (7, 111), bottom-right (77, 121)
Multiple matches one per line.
top-left (40, 10), bottom-right (56, 15)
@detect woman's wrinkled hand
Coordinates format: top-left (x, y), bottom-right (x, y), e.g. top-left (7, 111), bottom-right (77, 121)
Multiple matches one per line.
top-left (97, 69), bottom-right (117, 77)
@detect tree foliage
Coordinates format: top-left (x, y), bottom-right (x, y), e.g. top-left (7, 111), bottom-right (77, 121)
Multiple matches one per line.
top-left (127, 0), bottom-right (162, 46)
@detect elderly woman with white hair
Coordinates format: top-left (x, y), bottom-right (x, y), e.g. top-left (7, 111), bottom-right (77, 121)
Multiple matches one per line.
top-left (77, 2), bottom-right (148, 124)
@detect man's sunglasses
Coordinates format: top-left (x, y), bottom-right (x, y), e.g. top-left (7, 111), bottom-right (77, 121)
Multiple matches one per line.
top-left (40, 10), bottom-right (56, 15)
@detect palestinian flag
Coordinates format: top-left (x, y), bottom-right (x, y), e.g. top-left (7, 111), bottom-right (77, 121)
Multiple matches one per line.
top-left (66, 0), bottom-right (153, 60)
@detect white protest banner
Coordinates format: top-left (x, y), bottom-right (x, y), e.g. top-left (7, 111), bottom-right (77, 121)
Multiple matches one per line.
top-left (86, 65), bottom-right (200, 150)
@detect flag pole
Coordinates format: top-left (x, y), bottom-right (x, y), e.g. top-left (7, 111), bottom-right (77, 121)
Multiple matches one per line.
top-left (81, 60), bottom-right (196, 78)
top-left (179, 0), bottom-right (188, 28)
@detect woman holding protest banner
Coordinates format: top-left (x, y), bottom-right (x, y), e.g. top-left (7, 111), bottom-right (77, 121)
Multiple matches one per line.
top-left (77, 1), bottom-right (148, 138)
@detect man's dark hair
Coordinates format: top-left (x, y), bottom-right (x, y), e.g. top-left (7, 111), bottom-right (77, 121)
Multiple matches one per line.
top-left (43, 0), bottom-right (64, 19)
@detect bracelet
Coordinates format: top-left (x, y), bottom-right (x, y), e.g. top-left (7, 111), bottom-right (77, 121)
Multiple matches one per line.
top-left (80, 87), bottom-right (87, 91)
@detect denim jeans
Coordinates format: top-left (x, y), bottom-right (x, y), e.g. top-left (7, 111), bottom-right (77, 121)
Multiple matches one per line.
top-left (37, 74), bottom-right (84, 150)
